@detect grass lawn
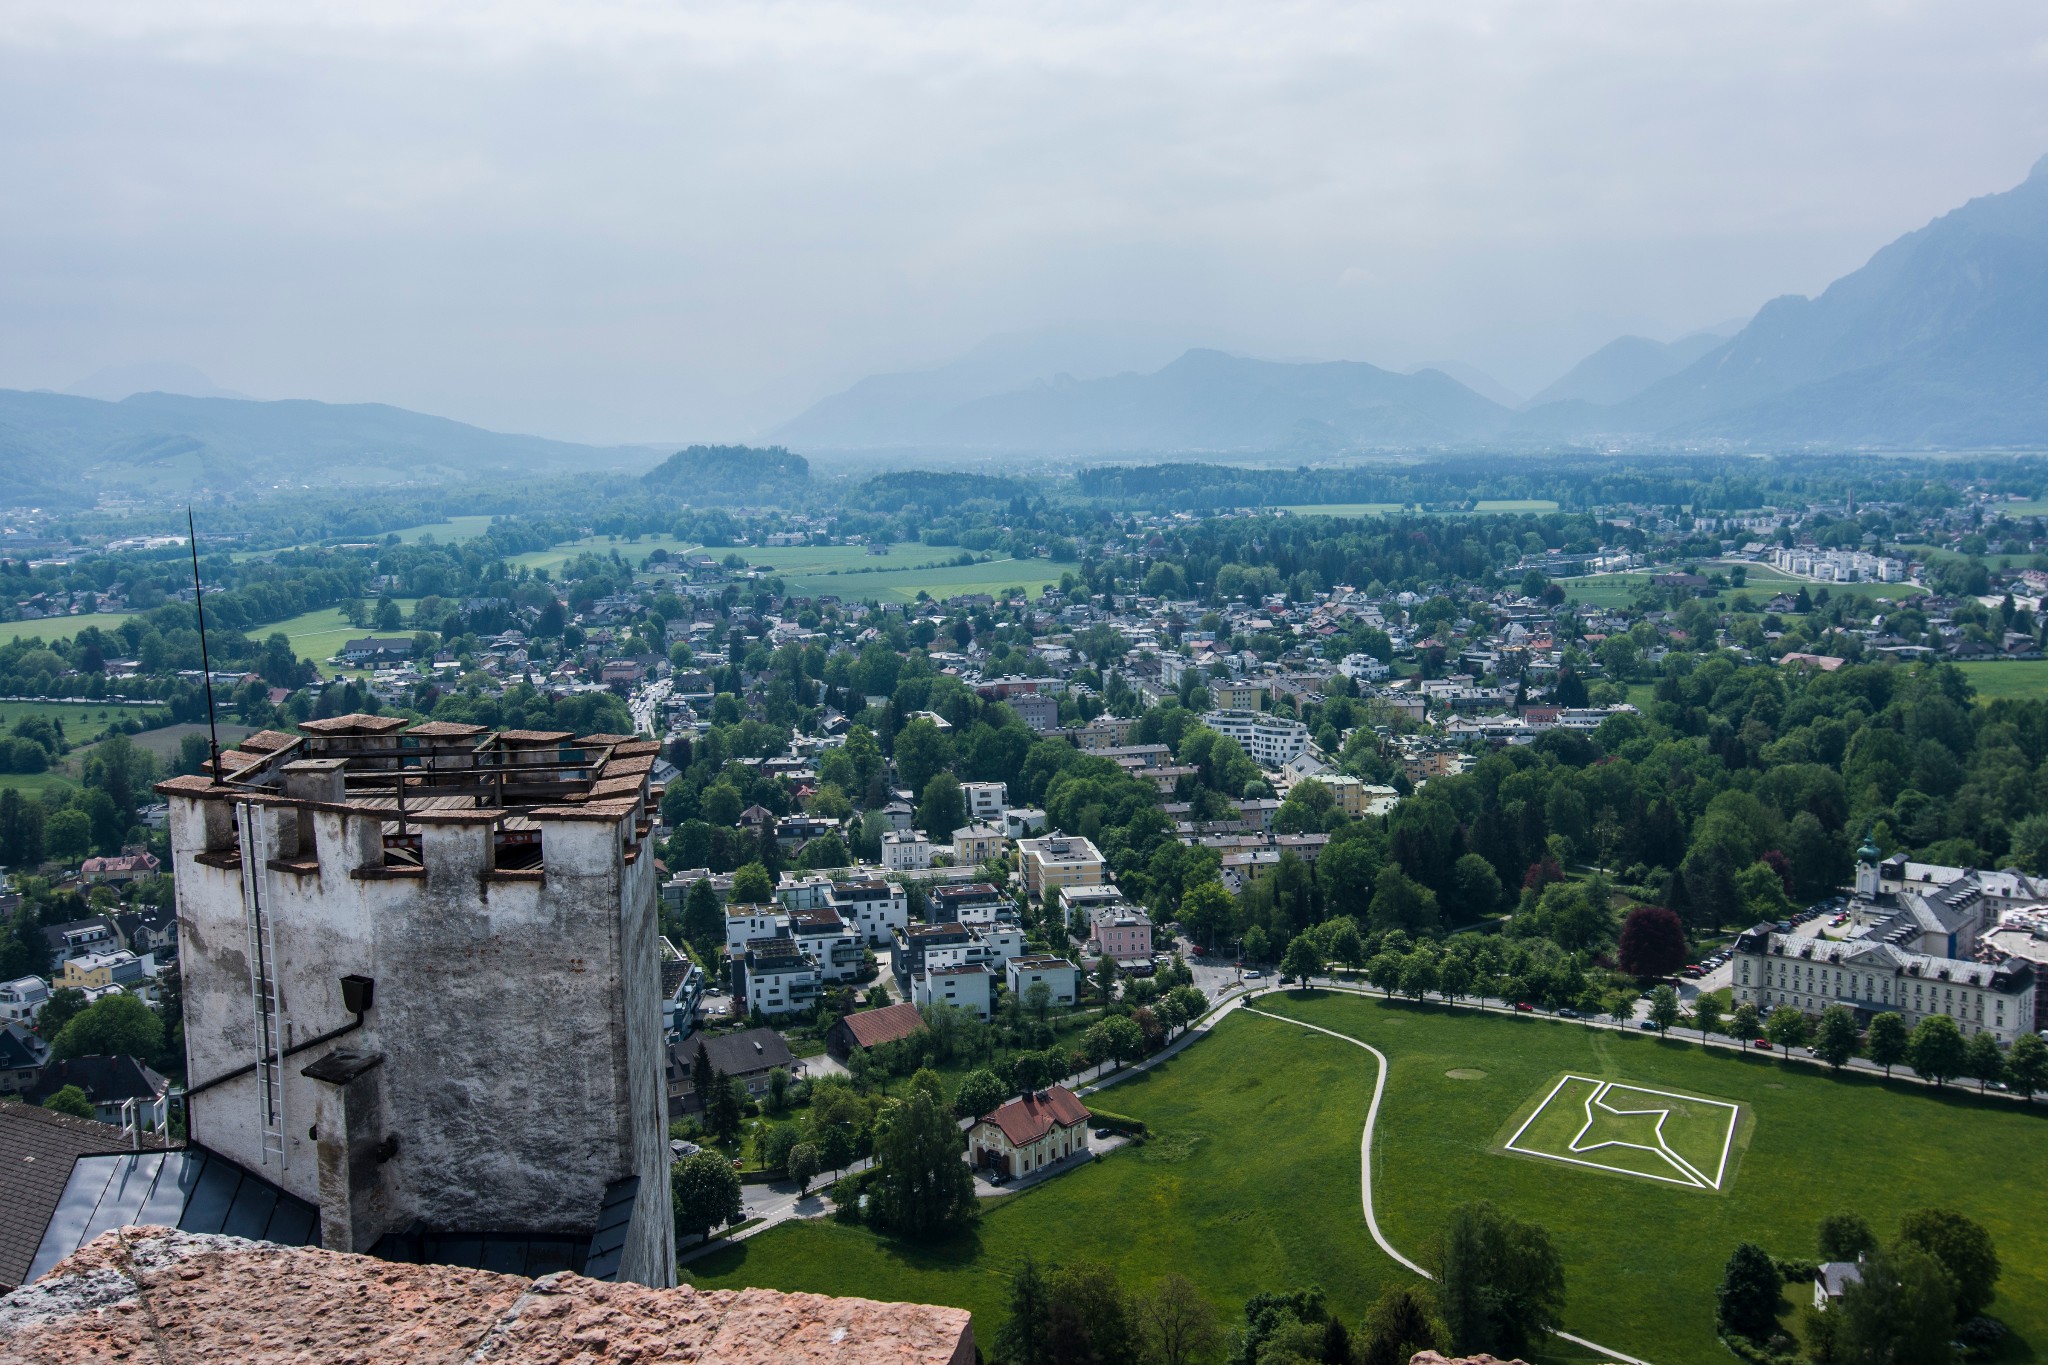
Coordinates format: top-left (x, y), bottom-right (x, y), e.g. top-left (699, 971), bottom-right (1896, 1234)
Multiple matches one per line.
top-left (1, 612), bottom-right (136, 646)
top-left (511, 535), bottom-right (702, 574)
top-left (773, 556), bottom-right (1067, 605)
top-left (1255, 991), bottom-right (2047, 1365)
top-left (1277, 500), bottom-right (1558, 518)
top-left (0, 700), bottom-right (162, 731)
top-left (1564, 574), bottom-right (1653, 609)
top-left (690, 1013), bottom-right (1398, 1344)
top-left (266, 601), bottom-right (421, 665)
top-left (386, 514), bottom-right (501, 544)
top-left (699, 996), bottom-right (2048, 1365)
top-left (1277, 503), bottom-right (1404, 517)
top-left (743, 543), bottom-right (946, 574)
top-left (0, 769), bottom-right (78, 796)
top-left (1956, 660), bottom-right (2048, 702)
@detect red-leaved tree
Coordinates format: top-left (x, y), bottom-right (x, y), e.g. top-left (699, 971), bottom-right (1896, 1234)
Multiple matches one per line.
top-left (1616, 905), bottom-right (1688, 980)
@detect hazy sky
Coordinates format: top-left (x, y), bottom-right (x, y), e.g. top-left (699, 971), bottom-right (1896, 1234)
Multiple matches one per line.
top-left (4, 1), bottom-right (2046, 444)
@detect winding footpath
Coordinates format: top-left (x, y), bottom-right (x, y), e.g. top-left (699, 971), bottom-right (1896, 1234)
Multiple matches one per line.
top-left (1239, 991), bottom-right (1654, 1365)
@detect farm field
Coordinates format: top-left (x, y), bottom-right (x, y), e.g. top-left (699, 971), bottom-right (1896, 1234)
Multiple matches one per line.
top-left (384, 514), bottom-right (502, 544)
top-left (1562, 573), bottom-right (1651, 609)
top-left (1, 613), bottom-right (135, 646)
top-left (510, 535), bottom-right (701, 574)
top-left (0, 700), bottom-right (161, 731)
top-left (270, 600), bottom-right (421, 666)
top-left (699, 997), bottom-right (2047, 1365)
top-left (773, 555), bottom-right (1066, 604)
top-left (1278, 500), bottom-right (1559, 517)
top-left (1711, 563), bottom-right (1922, 603)
top-left (1956, 660), bottom-right (2048, 701)
top-left (744, 543), bottom-right (957, 574)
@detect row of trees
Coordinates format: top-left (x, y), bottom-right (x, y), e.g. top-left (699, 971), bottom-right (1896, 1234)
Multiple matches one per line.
top-left (988, 1199), bottom-right (1561, 1365)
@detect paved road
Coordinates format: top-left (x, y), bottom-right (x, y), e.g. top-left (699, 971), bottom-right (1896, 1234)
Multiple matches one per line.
top-left (629, 677), bottom-right (671, 738)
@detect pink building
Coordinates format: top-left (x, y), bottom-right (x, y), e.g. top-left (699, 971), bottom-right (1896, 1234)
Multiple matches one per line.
top-left (1088, 905), bottom-right (1153, 967)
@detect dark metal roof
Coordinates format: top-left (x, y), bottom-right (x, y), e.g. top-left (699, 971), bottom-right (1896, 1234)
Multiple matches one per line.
top-left (26, 1145), bottom-right (318, 1284)
top-left (0, 1104), bottom-right (171, 1290)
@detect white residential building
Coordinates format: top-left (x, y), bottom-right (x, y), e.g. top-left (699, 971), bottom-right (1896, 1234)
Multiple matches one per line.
top-left (1203, 708), bottom-right (1311, 768)
top-left (827, 878), bottom-right (910, 946)
top-left (1006, 956), bottom-right (1082, 1008)
top-left (914, 962), bottom-right (993, 1019)
top-left (882, 830), bottom-right (934, 871)
top-left (0, 975), bottom-right (49, 1024)
top-left (962, 781), bottom-right (1008, 821)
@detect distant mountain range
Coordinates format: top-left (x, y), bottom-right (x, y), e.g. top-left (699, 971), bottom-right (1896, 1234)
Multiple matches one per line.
top-left (0, 389), bottom-right (658, 504)
top-left (779, 155), bottom-right (2048, 453)
top-left (8, 156), bottom-right (2045, 498)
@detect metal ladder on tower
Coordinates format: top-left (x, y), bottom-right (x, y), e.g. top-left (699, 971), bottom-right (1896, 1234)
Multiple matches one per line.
top-left (235, 801), bottom-right (289, 1169)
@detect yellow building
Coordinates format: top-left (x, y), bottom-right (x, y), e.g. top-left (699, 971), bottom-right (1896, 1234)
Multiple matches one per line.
top-left (951, 823), bottom-right (1007, 868)
top-left (1212, 681), bottom-right (1265, 710)
top-left (1017, 834), bottom-right (1106, 901)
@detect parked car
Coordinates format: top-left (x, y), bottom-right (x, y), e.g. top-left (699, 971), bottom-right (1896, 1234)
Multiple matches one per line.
top-left (989, 1170), bottom-right (1009, 1186)
top-left (1092, 1127), bottom-right (1114, 1139)
top-left (1774, 920), bottom-right (1793, 931)
top-left (1752, 1038), bottom-right (1773, 1050)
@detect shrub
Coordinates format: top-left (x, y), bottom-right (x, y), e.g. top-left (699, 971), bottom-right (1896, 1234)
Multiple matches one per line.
top-left (1083, 1107), bottom-right (1147, 1137)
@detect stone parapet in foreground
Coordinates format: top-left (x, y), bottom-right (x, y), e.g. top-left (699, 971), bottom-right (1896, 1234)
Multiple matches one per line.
top-left (0, 1226), bottom-right (974, 1365)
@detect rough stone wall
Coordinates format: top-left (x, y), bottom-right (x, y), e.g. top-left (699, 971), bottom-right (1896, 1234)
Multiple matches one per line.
top-left (0, 1227), bottom-right (974, 1365)
top-left (611, 822), bottom-right (676, 1285)
top-left (170, 792), bottom-right (666, 1272)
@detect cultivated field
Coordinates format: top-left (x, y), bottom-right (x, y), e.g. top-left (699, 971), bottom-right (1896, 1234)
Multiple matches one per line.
top-left (509, 535), bottom-right (703, 574)
top-left (1956, 660), bottom-right (2048, 702)
top-left (1, 613), bottom-right (135, 646)
top-left (1278, 500), bottom-right (1559, 517)
top-left (267, 600), bottom-right (422, 666)
top-left (769, 555), bottom-right (1066, 604)
top-left (387, 514), bottom-right (502, 543)
top-left (699, 996), bottom-right (2048, 1365)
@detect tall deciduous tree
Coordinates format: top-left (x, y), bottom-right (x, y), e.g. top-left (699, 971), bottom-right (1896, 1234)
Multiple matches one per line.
top-left (1693, 993), bottom-right (1724, 1040)
top-left (1358, 1284), bottom-right (1443, 1365)
top-left (2006, 1031), bottom-right (2048, 1099)
top-left (1907, 1015), bottom-right (1967, 1087)
top-left (53, 992), bottom-right (164, 1061)
top-left (1833, 1243), bottom-right (1956, 1365)
top-left (1962, 1031), bottom-right (2005, 1094)
top-left (1716, 1242), bottom-right (1782, 1339)
top-left (1431, 1200), bottom-right (1566, 1356)
top-left (1866, 1012), bottom-right (1910, 1077)
top-left (1616, 906), bottom-right (1688, 980)
top-left (1812, 1005), bottom-right (1860, 1070)
top-left (1280, 935), bottom-right (1323, 990)
top-left (670, 1151), bottom-right (743, 1244)
top-left (1898, 1208), bottom-right (2001, 1320)
top-left (869, 1086), bottom-right (976, 1237)
top-left (994, 1257), bottom-right (1054, 1365)
top-left (1137, 1273), bottom-right (1221, 1365)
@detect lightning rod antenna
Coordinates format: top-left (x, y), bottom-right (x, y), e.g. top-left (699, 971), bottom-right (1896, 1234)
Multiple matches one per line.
top-left (188, 507), bottom-right (223, 783)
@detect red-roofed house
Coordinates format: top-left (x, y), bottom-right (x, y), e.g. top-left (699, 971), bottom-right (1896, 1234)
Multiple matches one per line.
top-left (79, 851), bottom-right (160, 884)
top-left (967, 1084), bottom-right (1089, 1180)
top-left (826, 1001), bottom-right (926, 1059)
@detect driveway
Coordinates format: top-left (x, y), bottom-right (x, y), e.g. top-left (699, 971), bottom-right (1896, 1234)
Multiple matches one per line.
top-left (968, 1129), bottom-right (1128, 1197)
